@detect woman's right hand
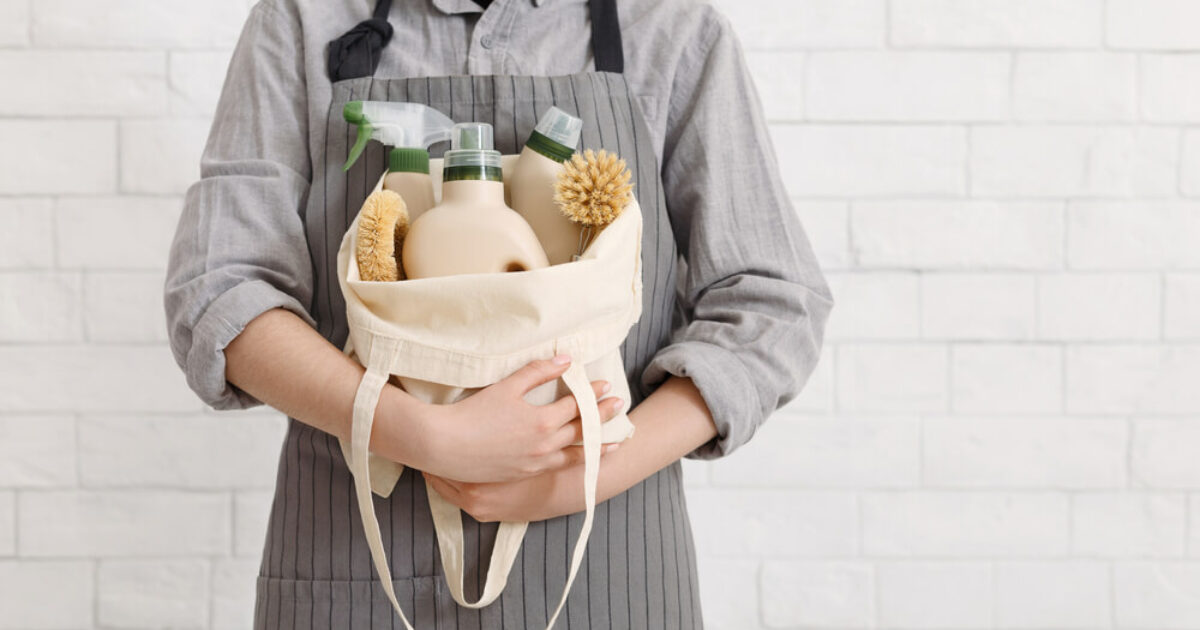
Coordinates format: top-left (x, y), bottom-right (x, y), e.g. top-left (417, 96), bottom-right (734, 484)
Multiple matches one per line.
top-left (413, 354), bottom-right (626, 484)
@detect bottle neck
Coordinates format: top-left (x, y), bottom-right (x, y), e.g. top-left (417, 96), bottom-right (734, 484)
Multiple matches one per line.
top-left (443, 164), bottom-right (502, 182)
top-left (525, 130), bottom-right (574, 163)
top-left (441, 179), bottom-right (505, 206)
top-left (387, 168), bottom-right (430, 179)
top-left (384, 170), bottom-right (432, 193)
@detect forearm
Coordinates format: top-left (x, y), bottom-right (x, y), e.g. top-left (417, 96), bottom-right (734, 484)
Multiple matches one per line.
top-left (595, 374), bottom-right (717, 501)
top-left (520, 375), bottom-right (717, 517)
top-left (223, 307), bottom-right (432, 467)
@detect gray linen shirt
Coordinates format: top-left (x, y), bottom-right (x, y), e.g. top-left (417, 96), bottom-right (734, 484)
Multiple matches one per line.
top-left (163, 0), bottom-right (833, 460)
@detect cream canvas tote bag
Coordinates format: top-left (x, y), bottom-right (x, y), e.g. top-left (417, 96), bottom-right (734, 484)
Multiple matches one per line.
top-left (334, 161), bottom-right (642, 630)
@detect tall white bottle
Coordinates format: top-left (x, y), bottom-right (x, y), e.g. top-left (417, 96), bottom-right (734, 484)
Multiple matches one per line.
top-left (509, 107), bottom-right (584, 266)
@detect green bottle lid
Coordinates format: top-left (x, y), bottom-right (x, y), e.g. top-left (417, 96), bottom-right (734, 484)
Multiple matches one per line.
top-left (525, 106), bottom-right (582, 162)
top-left (443, 122), bottom-right (503, 182)
top-left (525, 130), bottom-right (575, 163)
top-left (389, 148), bottom-right (430, 174)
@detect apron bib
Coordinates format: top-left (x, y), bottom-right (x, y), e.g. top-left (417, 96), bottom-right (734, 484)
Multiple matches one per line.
top-left (296, 0), bottom-right (682, 626)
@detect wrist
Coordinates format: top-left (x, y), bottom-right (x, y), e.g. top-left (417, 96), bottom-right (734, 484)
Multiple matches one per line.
top-left (372, 381), bottom-right (438, 470)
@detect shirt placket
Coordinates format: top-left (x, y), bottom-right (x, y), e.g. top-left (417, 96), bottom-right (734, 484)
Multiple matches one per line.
top-left (466, 0), bottom-right (517, 74)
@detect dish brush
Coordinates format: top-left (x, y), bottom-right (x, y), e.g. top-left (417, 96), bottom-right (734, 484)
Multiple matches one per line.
top-left (355, 189), bottom-right (410, 281)
top-left (554, 148), bottom-right (633, 259)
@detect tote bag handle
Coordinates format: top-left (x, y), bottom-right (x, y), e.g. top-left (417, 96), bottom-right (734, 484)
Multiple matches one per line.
top-left (347, 336), bottom-right (604, 629)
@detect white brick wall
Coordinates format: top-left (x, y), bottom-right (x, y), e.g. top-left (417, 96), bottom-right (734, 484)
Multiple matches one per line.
top-left (3, 0), bottom-right (1200, 628)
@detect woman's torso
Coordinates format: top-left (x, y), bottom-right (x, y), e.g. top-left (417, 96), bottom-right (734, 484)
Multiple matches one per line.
top-left (254, 1), bottom-right (709, 627)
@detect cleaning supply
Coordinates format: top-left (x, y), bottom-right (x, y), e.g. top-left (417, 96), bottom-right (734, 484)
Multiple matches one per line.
top-left (343, 100), bottom-right (451, 275)
top-left (355, 189), bottom-right (409, 281)
top-left (401, 122), bottom-right (550, 279)
top-left (384, 148), bottom-right (436, 223)
top-left (336, 166), bottom-right (645, 630)
top-left (555, 148), bottom-right (634, 258)
top-left (342, 101), bottom-right (454, 171)
top-left (510, 106), bottom-right (584, 265)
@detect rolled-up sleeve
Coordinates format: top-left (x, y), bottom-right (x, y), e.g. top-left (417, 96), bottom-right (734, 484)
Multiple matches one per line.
top-left (163, 0), bottom-right (317, 411)
top-left (639, 7), bottom-right (834, 460)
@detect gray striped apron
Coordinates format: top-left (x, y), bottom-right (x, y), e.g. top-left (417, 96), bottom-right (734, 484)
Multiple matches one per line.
top-left (254, 1), bottom-right (704, 627)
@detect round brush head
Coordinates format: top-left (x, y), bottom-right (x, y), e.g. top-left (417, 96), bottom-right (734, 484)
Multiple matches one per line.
top-left (554, 148), bottom-right (633, 230)
top-left (355, 189), bottom-right (408, 282)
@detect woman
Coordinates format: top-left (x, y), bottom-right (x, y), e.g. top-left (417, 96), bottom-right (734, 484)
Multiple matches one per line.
top-left (163, 0), bottom-right (832, 627)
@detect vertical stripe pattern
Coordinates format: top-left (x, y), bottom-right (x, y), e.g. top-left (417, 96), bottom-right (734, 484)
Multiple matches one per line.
top-left (254, 71), bottom-right (702, 628)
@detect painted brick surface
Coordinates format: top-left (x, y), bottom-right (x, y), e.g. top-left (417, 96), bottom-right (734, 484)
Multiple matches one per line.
top-left (994, 561), bottom-right (1112, 629)
top-left (97, 560), bottom-right (210, 628)
top-left (876, 562), bottom-right (991, 628)
top-left (891, 0), bottom-right (1102, 48)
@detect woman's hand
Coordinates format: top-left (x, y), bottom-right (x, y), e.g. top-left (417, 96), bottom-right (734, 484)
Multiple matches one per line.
top-left (413, 354), bottom-right (627, 484)
top-left (423, 375), bottom-right (722, 524)
top-left (422, 448), bottom-right (612, 523)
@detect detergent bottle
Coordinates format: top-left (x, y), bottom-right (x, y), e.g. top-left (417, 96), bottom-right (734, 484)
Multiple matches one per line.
top-left (401, 122), bottom-right (550, 279)
top-left (509, 106), bottom-right (584, 266)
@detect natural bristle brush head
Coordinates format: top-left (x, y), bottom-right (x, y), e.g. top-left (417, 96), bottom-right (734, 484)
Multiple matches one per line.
top-left (355, 189), bottom-right (409, 282)
top-left (554, 149), bottom-right (634, 259)
top-left (555, 148), bottom-right (633, 230)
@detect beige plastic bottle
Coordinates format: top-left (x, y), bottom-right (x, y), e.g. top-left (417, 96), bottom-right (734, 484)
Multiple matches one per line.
top-left (401, 122), bottom-right (550, 279)
top-left (383, 147), bottom-right (435, 223)
top-left (510, 106), bottom-right (585, 266)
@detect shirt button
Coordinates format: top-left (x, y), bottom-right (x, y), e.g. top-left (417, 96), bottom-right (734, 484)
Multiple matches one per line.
top-left (480, 36), bottom-right (494, 49)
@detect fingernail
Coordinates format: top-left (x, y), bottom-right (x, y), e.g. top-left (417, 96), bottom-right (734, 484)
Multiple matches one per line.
top-left (601, 381), bottom-right (612, 393)
top-left (552, 353), bottom-right (572, 365)
top-left (605, 443), bottom-right (620, 453)
top-left (615, 397), bottom-right (625, 410)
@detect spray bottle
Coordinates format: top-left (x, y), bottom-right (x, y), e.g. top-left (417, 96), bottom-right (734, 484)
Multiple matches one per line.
top-left (343, 101), bottom-right (455, 222)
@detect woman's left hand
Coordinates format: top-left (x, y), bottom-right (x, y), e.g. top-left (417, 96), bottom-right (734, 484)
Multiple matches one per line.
top-left (421, 443), bottom-right (619, 523)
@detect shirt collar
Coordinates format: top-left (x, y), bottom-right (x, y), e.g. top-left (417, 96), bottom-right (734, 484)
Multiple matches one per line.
top-left (431, 0), bottom-right (546, 13)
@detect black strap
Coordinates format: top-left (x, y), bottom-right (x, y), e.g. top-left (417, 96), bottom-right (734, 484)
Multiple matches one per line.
top-left (326, 0), bottom-right (395, 82)
top-left (326, 0), bottom-right (624, 81)
top-left (588, 0), bottom-right (624, 73)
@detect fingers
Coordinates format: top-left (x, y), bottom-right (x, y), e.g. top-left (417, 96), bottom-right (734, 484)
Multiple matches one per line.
top-left (504, 354), bottom-right (573, 396)
top-left (542, 379), bottom-right (617, 428)
top-left (542, 443), bottom-right (622, 472)
top-left (600, 393), bottom-right (626, 420)
top-left (422, 472), bottom-right (462, 505)
top-left (551, 419), bottom-right (584, 448)
top-left (548, 395), bottom-right (626, 449)
top-left (423, 473), bottom-right (491, 521)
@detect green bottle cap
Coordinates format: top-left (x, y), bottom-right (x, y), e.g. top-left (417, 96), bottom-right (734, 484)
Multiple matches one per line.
top-left (389, 148), bottom-right (430, 174)
top-left (443, 122), bottom-right (502, 182)
top-left (526, 106), bottom-right (581, 162)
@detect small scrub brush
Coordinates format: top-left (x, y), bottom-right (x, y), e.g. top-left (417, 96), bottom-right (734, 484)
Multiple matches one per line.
top-left (554, 148), bottom-right (634, 259)
top-left (355, 189), bottom-right (409, 281)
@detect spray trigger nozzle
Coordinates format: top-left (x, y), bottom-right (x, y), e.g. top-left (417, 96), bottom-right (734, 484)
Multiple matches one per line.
top-left (342, 101), bottom-right (456, 171)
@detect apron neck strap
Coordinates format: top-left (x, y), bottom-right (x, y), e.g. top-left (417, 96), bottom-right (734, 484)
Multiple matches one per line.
top-left (327, 0), bottom-right (625, 81)
top-left (588, 0), bottom-right (624, 73)
top-left (373, 0), bottom-right (395, 20)
top-left (326, 0), bottom-right (395, 82)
